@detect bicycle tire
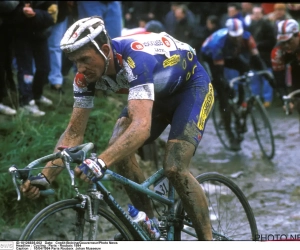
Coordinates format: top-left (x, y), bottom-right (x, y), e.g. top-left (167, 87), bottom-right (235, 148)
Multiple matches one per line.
top-left (19, 198), bottom-right (134, 241)
top-left (249, 96), bottom-right (275, 159)
top-left (174, 172), bottom-right (258, 241)
top-left (211, 99), bottom-right (234, 150)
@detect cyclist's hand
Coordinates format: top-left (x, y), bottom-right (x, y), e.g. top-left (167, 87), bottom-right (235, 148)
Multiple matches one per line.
top-left (20, 173), bottom-right (50, 200)
top-left (75, 158), bottom-right (107, 183)
top-left (283, 102), bottom-right (294, 114)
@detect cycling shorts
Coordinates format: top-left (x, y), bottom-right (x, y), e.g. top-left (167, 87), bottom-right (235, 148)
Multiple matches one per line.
top-left (119, 82), bottom-right (214, 150)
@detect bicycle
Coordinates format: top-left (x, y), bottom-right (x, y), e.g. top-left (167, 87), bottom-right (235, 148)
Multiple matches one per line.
top-left (283, 88), bottom-right (300, 132)
top-left (211, 70), bottom-right (275, 159)
top-left (9, 142), bottom-right (258, 241)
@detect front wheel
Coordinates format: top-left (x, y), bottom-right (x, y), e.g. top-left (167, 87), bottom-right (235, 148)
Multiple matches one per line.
top-left (212, 99), bottom-right (233, 150)
top-left (19, 199), bottom-right (134, 241)
top-left (174, 172), bottom-right (258, 240)
top-left (249, 96), bottom-right (275, 159)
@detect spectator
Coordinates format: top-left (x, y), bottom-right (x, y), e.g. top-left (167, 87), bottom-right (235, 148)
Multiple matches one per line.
top-left (145, 20), bottom-right (165, 33)
top-left (287, 3), bottom-right (300, 22)
top-left (0, 1), bottom-right (18, 116)
top-left (188, 2), bottom-right (227, 27)
top-left (165, 4), bottom-right (198, 47)
top-left (122, 2), bottom-right (169, 29)
top-left (198, 15), bottom-right (220, 62)
top-left (136, 14), bottom-right (151, 28)
top-left (77, 1), bottom-right (122, 39)
top-left (220, 3), bottom-right (247, 28)
top-left (266, 3), bottom-right (293, 34)
top-left (261, 3), bottom-right (275, 15)
top-left (10, 1), bottom-right (56, 116)
top-left (241, 2), bottom-right (254, 26)
top-left (48, 1), bottom-right (75, 93)
top-left (248, 5), bottom-right (277, 107)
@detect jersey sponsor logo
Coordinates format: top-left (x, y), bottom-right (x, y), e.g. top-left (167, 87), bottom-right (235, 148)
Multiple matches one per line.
top-left (186, 72), bottom-right (191, 81)
top-left (154, 48), bottom-right (165, 53)
top-left (75, 73), bottom-right (88, 88)
top-left (182, 59), bottom-right (187, 69)
top-left (131, 40), bottom-right (164, 51)
top-left (131, 41), bottom-right (144, 50)
top-left (116, 53), bottom-right (123, 66)
top-left (143, 40), bottom-right (164, 46)
top-left (192, 64), bottom-right (197, 74)
top-left (197, 83), bottom-right (214, 130)
top-left (187, 51), bottom-right (194, 61)
top-left (163, 54), bottom-right (180, 68)
top-left (127, 57), bottom-right (135, 68)
top-left (162, 37), bottom-right (171, 47)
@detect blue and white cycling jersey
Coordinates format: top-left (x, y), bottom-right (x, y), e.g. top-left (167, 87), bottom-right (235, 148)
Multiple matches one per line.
top-left (201, 28), bottom-right (255, 62)
top-left (73, 32), bottom-right (210, 109)
top-left (72, 32), bottom-right (214, 148)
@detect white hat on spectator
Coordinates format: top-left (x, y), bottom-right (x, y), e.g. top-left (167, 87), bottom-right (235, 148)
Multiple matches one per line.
top-left (226, 18), bottom-right (243, 37)
top-left (277, 19), bottom-right (299, 42)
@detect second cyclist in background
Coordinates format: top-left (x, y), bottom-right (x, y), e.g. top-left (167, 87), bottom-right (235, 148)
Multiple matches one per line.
top-left (271, 18), bottom-right (300, 113)
top-left (201, 18), bottom-right (274, 151)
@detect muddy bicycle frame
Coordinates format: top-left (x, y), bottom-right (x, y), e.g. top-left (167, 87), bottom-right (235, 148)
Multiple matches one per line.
top-left (9, 142), bottom-right (225, 241)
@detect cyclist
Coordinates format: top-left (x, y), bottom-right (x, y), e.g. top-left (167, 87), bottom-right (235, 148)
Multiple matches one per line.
top-left (20, 16), bottom-right (214, 240)
top-left (201, 18), bottom-right (273, 151)
top-left (271, 18), bottom-right (300, 113)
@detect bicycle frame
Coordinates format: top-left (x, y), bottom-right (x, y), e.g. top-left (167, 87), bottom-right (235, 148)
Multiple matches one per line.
top-left (95, 168), bottom-right (178, 241)
top-left (9, 143), bottom-right (182, 241)
top-left (229, 70), bottom-right (272, 129)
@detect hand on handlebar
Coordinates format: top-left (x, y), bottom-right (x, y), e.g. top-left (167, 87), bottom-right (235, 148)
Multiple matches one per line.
top-left (75, 158), bottom-right (107, 183)
top-left (283, 101), bottom-right (294, 115)
top-left (20, 173), bottom-right (50, 200)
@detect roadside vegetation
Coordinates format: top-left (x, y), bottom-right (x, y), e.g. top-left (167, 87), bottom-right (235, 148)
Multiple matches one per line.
top-left (0, 73), bottom-right (127, 228)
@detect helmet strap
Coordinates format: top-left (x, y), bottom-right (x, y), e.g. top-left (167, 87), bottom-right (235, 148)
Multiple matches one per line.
top-left (90, 38), bottom-right (110, 75)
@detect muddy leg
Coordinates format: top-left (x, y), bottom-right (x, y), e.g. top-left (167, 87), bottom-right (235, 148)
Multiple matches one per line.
top-left (108, 117), bottom-right (154, 217)
top-left (164, 140), bottom-right (212, 240)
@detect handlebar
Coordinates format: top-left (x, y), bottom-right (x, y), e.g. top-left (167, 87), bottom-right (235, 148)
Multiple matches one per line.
top-left (282, 89), bottom-right (300, 115)
top-left (8, 142), bottom-right (95, 201)
top-left (229, 70), bottom-right (273, 88)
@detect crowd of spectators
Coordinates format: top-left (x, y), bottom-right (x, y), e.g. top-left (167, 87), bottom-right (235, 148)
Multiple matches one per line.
top-left (0, 1), bottom-right (299, 116)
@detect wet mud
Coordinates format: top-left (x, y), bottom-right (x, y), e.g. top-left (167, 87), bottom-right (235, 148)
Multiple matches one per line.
top-left (177, 103), bottom-right (300, 236)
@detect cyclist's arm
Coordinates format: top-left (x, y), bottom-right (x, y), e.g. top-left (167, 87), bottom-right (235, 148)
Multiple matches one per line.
top-left (210, 59), bottom-right (226, 83)
top-left (270, 46), bottom-right (289, 99)
top-left (249, 47), bottom-right (276, 88)
top-left (42, 107), bottom-right (92, 183)
top-left (98, 98), bottom-right (153, 167)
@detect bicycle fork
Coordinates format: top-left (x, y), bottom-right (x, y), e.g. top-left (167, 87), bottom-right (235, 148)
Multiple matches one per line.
top-left (74, 184), bottom-right (103, 240)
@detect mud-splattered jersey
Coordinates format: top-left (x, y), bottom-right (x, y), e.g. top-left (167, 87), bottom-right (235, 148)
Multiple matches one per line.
top-left (201, 28), bottom-right (256, 61)
top-left (73, 32), bottom-right (210, 108)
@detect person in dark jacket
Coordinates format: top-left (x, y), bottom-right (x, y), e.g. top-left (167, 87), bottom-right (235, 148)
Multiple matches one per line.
top-left (248, 5), bottom-right (277, 107)
top-left (10, 1), bottom-right (57, 116)
top-left (0, 1), bottom-right (19, 115)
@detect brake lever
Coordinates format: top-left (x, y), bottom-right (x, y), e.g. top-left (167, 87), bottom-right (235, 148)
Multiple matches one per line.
top-left (282, 96), bottom-right (290, 115)
top-left (8, 165), bottom-right (21, 201)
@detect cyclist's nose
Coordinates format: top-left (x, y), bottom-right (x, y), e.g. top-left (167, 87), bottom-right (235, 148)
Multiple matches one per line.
top-left (76, 62), bottom-right (86, 74)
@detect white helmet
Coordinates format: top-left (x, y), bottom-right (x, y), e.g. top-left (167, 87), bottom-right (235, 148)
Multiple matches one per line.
top-left (60, 16), bottom-right (111, 74)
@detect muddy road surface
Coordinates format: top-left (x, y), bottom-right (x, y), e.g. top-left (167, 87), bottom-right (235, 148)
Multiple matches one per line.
top-left (182, 103), bottom-right (300, 237)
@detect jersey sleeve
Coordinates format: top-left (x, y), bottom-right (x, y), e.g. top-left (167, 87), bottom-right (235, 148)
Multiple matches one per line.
top-left (120, 50), bottom-right (157, 101)
top-left (73, 73), bottom-right (96, 108)
top-left (271, 46), bottom-right (286, 72)
top-left (247, 35), bottom-right (257, 50)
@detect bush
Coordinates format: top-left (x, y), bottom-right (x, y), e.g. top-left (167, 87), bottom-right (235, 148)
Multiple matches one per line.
top-left (0, 77), bottom-right (127, 228)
